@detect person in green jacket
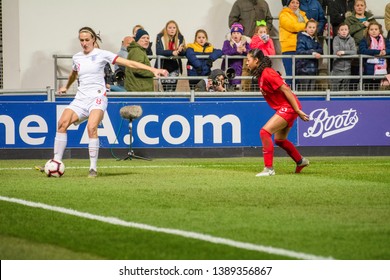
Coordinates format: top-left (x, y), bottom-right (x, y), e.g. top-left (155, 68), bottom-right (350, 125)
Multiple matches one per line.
top-left (344, 0), bottom-right (376, 47)
top-left (344, 0), bottom-right (376, 87)
top-left (125, 29), bottom-right (155, 91)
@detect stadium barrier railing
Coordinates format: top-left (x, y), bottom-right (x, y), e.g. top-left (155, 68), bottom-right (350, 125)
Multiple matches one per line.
top-left (53, 53), bottom-right (390, 100)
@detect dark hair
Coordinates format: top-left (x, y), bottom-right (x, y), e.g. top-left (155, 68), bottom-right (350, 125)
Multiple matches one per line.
top-left (364, 22), bottom-right (384, 46)
top-left (337, 22), bottom-right (349, 30)
top-left (248, 49), bottom-right (272, 79)
top-left (79, 26), bottom-right (102, 46)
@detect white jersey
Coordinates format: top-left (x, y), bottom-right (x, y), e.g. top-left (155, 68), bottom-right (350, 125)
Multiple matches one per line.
top-left (72, 48), bottom-right (118, 100)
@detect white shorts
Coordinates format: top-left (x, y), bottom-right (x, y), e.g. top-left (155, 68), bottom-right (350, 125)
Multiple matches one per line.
top-left (67, 93), bottom-right (108, 125)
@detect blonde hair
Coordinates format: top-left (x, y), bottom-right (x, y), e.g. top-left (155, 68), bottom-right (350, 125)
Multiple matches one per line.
top-left (132, 24), bottom-right (144, 36)
top-left (354, 0), bottom-right (366, 7)
top-left (160, 20), bottom-right (186, 50)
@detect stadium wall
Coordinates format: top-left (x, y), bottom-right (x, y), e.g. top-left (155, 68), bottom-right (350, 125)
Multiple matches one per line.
top-left (1, 97), bottom-right (390, 159)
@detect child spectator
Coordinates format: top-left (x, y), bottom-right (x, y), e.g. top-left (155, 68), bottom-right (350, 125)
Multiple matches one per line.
top-left (222, 22), bottom-right (250, 90)
top-left (359, 22), bottom-right (390, 90)
top-left (155, 20), bottom-right (186, 92)
top-left (249, 20), bottom-right (275, 56)
top-left (299, 0), bottom-right (327, 38)
top-left (331, 23), bottom-right (357, 91)
top-left (186, 29), bottom-right (223, 89)
top-left (295, 19), bottom-right (323, 91)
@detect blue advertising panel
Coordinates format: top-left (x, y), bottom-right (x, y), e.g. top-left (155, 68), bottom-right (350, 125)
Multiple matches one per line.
top-left (298, 100), bottom-right (390, 146)
top-left (1, 100), bottom-right (300, 149)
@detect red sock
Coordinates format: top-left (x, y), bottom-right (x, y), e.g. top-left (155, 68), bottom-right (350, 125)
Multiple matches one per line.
top-left (260, 128), bottom-right (273, 168)
top-left (275, 139), bottom-right (302, 163)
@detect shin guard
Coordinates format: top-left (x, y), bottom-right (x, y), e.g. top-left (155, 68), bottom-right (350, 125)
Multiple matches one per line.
top-left (275, 139), bottom-right (302, 163)
top-left (260, 128), bottom-right (274, 168)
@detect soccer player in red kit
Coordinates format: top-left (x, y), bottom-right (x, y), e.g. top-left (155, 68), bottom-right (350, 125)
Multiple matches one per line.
top-left (246, 49), bottom-right (310, 176)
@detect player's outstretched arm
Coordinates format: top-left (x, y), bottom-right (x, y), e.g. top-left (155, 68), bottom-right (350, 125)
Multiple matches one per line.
top-left (115, 57), bottom-right (168, 78)
top-left (58, 70), bottom-right (77, 94)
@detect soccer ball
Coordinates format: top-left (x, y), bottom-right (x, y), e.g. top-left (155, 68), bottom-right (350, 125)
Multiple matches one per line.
top-left (44, 159), bottom-right (65, 177)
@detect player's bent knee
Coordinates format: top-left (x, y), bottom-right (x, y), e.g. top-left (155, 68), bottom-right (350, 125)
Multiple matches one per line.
top-left (260, 128), bottom-right (271, 139)
top-left (275, 139), bottom-right (285, 147)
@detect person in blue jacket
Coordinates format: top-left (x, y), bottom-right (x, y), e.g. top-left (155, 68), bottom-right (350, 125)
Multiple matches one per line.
top-left (359, 22), bottom-right (390, 90)
top-left (295, 19), bottom-right (323, 91)
top-left (186, 29), bottom-right (223, 89)
top-left (297, 0), bottom-right (327, 36)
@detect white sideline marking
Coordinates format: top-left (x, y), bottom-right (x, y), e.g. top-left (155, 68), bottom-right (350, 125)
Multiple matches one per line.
top-left (0, 164), bottom-right (257, 171)
top-left (0, 195), bottom-right (333, 260)
top-left (0, 165), bottom-right (187, 171)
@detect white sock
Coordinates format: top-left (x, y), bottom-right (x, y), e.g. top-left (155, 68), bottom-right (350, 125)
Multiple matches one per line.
top-left (53, 132), bottom-right (67, 161)
top-left (89, 138), bottom-right (99, 171)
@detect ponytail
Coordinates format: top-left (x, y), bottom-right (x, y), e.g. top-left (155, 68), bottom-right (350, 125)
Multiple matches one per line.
top-left (248, 49), bottom-right (272, 79)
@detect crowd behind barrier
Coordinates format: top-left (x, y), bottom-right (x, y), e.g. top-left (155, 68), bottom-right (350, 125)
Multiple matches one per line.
top-left (52, 14), bottom-right (390, 96)
top-left (53, 53), bottom-right (390, 96)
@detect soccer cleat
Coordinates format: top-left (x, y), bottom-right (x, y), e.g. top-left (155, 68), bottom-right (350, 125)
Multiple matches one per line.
top-left (295, 157), bottom-right (310, 173)
top-left (34, 165), bottom-right (44, 173)
top-left (88, 169), bottom-right (98, 178)
top-left (255, 167), bottom-right (275, 177)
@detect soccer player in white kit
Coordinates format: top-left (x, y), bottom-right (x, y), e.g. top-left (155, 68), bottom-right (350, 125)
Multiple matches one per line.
top-left (44, 27), bottom-right (168, 178)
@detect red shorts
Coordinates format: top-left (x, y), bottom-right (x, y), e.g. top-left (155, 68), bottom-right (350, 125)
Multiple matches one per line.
top-left (276, 106), bottom-right (298, 128)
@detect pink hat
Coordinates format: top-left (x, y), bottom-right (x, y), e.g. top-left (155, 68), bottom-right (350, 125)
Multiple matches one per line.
top-left (230, 23), bottom-right (244, 34)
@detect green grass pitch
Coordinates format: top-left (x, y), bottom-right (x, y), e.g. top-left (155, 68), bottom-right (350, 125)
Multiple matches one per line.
top-left (0, 156), bottom-right (389, 260)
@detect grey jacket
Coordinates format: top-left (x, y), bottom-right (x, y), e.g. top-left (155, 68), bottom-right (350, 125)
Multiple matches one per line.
top-left (332, 34), bottom-right (357, 72)
top-left (228, 0), bottom-right (273, 37)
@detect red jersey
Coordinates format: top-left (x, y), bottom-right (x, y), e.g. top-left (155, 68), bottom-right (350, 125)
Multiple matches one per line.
top-left (258, 67), bottom-right (301, 111)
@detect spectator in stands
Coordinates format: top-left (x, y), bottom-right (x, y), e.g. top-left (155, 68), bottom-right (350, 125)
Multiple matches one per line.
top-left (185, 29), bottom-right (223, 89)
top-left (39, 27), bottom-right (167, 178)
top-left (132, 25), bottom-right (143, 36)
top-left (384, 3), bottom-right (390, 39)
top-left (229, 0), bottom-right (274, 92)
top-left (250, 20), bottom-right (276, 56)
top-left (328, 0), bottom-right (354, 35)
top-left (195, 69), bottom-right (230, 92)
top-left (345, 0), bottom-right (376, 47)
top-left (155, 20), bottom-right (186, 92)
top-left (229, 0), bottom-right (273, 38)
top-left (359, 22), bottom-right (390, 90)
top-left (318, 0), bottom-right (328, 14)
top-left (132, 24), bottom-right (153, 56)
top-left (279, 0), bottom-right (309, 86)
top-left (124, 29), bottom-right (155, 92)
top-left (325, 0), bottom-right (354, 68)
top-left (345, 0), bottom-right (376, 86)
top-left (114, 36), bottom-right (133, 71)
top-left (113, 36), bottom-right (133, 89)
top-left (331, 23), bottom-right (357, 91)
top-left (295, 19), bottom-right (323, 91)
top-left (298, 0), bottom-right (327, 37)
top-left (246, 49), bottom-right (310, 177)
top-left (222, 22), bottom-right (250, 90)
top-left (384, 4), bottom-right (390, 85)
